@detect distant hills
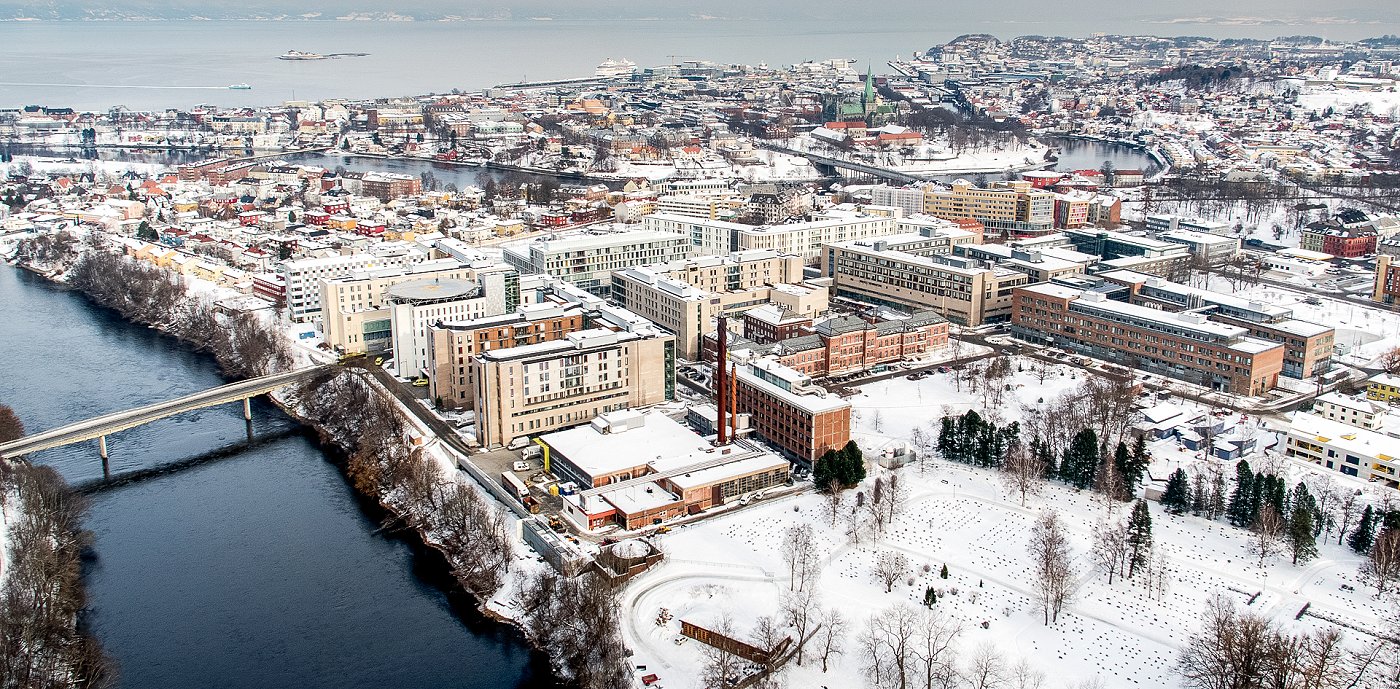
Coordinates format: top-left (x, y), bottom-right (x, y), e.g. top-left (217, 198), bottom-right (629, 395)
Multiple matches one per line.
top-left (0, 0), bottom-right (1395, 28)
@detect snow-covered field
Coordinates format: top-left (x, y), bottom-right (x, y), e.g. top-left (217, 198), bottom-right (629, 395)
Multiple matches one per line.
top-left (619, 364), bottom-right (1392, 689)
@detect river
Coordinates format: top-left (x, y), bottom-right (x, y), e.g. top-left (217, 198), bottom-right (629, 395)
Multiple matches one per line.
top-left (0, 265), bottom-right (559, 689)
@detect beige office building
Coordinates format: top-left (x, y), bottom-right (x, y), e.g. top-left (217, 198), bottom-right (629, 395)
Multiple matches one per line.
top-left (474, 328), bottom-right (676, 448)
top-left (821, 239), bottom-right (1029, 325)
top-left (320, 259), bottom-right (517, 355)
top-left (609, 250), bottom-right (825, 359)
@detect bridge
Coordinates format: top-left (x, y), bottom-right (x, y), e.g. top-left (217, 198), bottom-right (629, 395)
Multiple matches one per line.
top-left (0, 365), bottom-right (335, 474)
top-left (758, 143), bottom-right (931, 184)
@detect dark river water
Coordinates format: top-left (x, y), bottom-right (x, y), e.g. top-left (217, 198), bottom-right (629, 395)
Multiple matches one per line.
top-left (0, 265), bottom-right (559, 689)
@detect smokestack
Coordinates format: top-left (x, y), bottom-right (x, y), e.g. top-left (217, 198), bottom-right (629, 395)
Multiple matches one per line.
top-left (728, 362), bottom-right (738, 440)
top-left (716, 316), bottom-right (728, 445)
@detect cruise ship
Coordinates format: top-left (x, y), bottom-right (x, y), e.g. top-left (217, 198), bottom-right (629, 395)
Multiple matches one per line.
top-left (595, 58), bottom-right (636, 79)
top-left (279, 50), bottom-right (327, 61)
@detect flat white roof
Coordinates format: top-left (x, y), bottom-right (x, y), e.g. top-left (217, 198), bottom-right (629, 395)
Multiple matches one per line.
top-left (1290, 412), bottom-right (1399, 461)
top-left (541, 411), bottom-right (712, 480)
top-left (600, 481), bottom-right (682, 514)
top-left (664, 453), bottom-right (789, 492)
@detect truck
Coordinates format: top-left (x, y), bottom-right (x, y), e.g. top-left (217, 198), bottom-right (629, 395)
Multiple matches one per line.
top-left (501, 471), bottom-right (529, 502)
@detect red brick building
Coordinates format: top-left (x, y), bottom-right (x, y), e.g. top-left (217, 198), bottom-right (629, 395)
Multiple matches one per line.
top-left (734, 359), bottom-right (851, 463)
top-left (1010, 283), bottom-right (1284, 396)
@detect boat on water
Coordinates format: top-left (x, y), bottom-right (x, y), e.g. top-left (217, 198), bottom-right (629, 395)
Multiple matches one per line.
top-left (595, 57), bottom-right (636, 79)
top-left (228, 83), bottom-right (252, 90)
top-left (279, 50), bottom-right (327, 61)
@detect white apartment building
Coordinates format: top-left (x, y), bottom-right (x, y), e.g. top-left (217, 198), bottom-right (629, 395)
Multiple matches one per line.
top-left (386, 273), bottom-right (512, 377)
top-left (502, 229), bottom-right (692, 296)
top-left (1286, 412), bottom-right (1400, 489)
top-left (871, 185), bottom-right (928, 217)
top-left (642, 209), bottom-right (902, 261)
top-left (321, 259), bottom-right (517, 354)
top-left (278, 244), bottom-right (428, 322)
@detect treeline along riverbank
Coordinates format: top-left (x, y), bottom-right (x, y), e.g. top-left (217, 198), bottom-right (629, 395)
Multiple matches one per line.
top-left (7, 234), bottom-right (628, 689)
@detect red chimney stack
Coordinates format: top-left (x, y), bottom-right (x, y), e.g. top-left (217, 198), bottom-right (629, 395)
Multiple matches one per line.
top-left (716, 316), bottom-right (728, 445)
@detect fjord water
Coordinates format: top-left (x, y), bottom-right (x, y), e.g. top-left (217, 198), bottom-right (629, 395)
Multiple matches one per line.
top-left (0, 265), bottom-right (557, 689)
top-left (1, 17), bottom-right (1392, 111)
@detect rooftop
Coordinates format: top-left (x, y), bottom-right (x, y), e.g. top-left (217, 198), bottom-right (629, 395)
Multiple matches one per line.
top-left (385, 277), bottom-right (479, 303)
top-left (541, 411), bottom-right (712, 481)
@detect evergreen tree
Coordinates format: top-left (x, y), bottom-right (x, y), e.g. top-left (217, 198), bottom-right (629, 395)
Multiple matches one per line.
top-left (1384, 510), bottom-right (1400, 531)
top-left (1227, 461), bottom-right (1255, 527)
top-left (136, 220), bottom-right (158, 242)
top-left (1289, 483), bottom-right (1317, 528)
top-left (1189, 472), bottom-right (1207, 515)
top-left (1350, 505), bottom-right (1377, 554)
top-left (937, 417), bottom-right (955, 461)
top-left (1287, 504), bottom-right (1318, 565)
top-left (1248, 470), bottom-right (1266, 526)
top-left (1126, 499), bottom-right (1154, 577)
top-left (1117, 436), bottom-right (1151, 493)
top-left (1113, 441), bottom-right (1132, 485)
top-left (1161, 469), bottom-right (1191, 512)
top-left (1208, 471), bottom-right (1227, 520)
top-left (836, 440), bottom-right (866, 487)
top-left (1061, 428), bottom-right (1099, 489)
top-left (812, 449), bottom-right (838, 489)
top-left (939, 564), bottom-right (949, 579)
top-left (1036, 437), bottom-right (1057, 478)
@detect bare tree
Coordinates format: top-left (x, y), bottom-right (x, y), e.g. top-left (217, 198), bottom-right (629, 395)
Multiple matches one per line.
top-left (882, 473), bottom-right (908, 530)
top-left (1091, 518), bottom-right (1130, 585)
top-left (826, 477), bottom-right (843, 526)
top-left (1336, 490), bottom-right (1363, 545)
top-left (874, 550), bottom-right (909, 593)
top-left (0, 402), bottom-right (23, 442)
top-left (781, 589), bottom-right (819, 666)
top-left (1009, 657), bottom-right (1046, 689)
top-left (1363, 528), bottom-right (1400, 595)
top-left (817, 607), bottom-right (847, 673)
top-left (1307, 475), bottom-right (1340, 539)
top-left (1093, 455), bottom-right (1127, 516)
top-left (781, 523), bottom-right (819, 591)
top-left (1028, 510), bottom-right (1075, 625)
top-left (1179, 595), bottom-right (1354, 689)
top-left (913, 607), bottom-right (961, 689)
top-left (1001, 445), bottom-right (1047, 507)
top-left (860, 603), bottom-right (921, 689)
top-left (699, 613), bottom-right (745, 689)
top-left (964, 642), bottom-right (1009, 689)
top-left (1179, 596), bottom-right (1275, 689)
top-left (751, 614), bottom-right (788, 680)
top-left (1252, 504), bottom-right (1286, 567)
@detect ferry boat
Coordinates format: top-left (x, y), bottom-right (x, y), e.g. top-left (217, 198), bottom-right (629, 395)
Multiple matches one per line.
top-left (279, 50), bottom-right (327, 61)
top-left (595, 57), bottom-right (636, 79)
top-left (228, 83), bottom-right (252, 90)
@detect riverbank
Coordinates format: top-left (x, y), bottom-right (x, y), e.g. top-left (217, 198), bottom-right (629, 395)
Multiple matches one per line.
top-left (0, 459), bottom-right (111, 687)
top-left (3, 243), bottom-right (581, 687)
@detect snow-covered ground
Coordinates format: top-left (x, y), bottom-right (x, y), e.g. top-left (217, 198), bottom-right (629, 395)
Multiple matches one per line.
top-left (794, 135), bottom-right (1052, 176)
top-left (619, 364), bottom-right (1392, 689)
top-left (1296, 88), bottom-right (1400, 117)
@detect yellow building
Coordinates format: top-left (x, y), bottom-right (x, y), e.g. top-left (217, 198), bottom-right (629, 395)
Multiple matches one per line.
top-left (1367, 373), bottom-right (1400, 404)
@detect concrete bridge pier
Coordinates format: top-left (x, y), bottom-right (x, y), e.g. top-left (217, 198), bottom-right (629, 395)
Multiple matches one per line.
top-left (99, 435), bottom-right (109, 479)
top-left (243, 397), bottom-right (254, 441)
